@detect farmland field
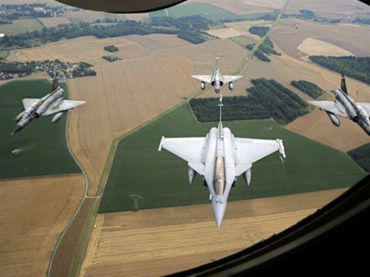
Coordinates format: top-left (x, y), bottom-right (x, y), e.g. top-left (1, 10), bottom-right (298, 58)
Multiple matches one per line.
top-left (0, 174), bottom-right (85, 277)
top-left (150, 2), bottom-right (240, 22)
top-left (0, 19), bottom-right (43, 35)
top-left (0, 79), bottom-right (80, 179)
top-left (82, 188), bottom-right (346, 277)
top-left (99, 104), bottom-right (365, 213)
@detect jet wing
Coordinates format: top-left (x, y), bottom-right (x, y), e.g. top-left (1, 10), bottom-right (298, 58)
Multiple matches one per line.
top-left (158, 137), bottom-right (206, 175)
top-left (234, 138), bottom-right (284, 176)
top-left (222, 75), bottom-right (242, 83)
top-left (22, 98), bottom-right (40, 110)
top-left (191, 75), bottom-right (212, 84)
top-left (42, 100), bottom-right (86, 116)
top-left (308, 100), bottom-right (349, 118)
top-left (357, 103), bottom-right (370, 115)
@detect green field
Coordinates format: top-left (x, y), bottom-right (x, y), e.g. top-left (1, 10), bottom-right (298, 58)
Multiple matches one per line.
top-left (0, 79), bottom-right (80, 179)
top-left (99, 104), bottom-right (365, 213)
top-left (150, 2), bottom-right (240, 22)
top-left (0, 19), bottom-right (43, 35)
top-left (348, 143), bottom-right (370, 172)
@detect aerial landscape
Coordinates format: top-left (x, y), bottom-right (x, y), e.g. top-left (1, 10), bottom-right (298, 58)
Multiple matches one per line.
top-left (0, 0), bottom-right (369, 276)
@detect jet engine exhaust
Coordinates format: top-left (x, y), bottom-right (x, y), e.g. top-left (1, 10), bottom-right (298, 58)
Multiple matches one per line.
top-left (326, 111), bottom-right (341, 127)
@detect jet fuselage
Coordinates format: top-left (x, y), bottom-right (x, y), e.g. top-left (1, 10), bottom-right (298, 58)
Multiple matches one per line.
top-left (13, 87), bottom-right (64, 134)
top-left (211, 67), bottom-right (224, 94)
top-left (335, 89), bottom-right (370, 135)
top-left (200, 122), bottom-right (244, 227)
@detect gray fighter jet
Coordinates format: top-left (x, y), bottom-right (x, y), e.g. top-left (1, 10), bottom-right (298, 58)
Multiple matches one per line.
top-left (308, 74), bottom-right (370, 135)
top-left (158, 101), bottom-right (286, 228)
top-left (12, 79), bottom-right (86, 135)
top-left (192, 58), bottom-right (242, 94)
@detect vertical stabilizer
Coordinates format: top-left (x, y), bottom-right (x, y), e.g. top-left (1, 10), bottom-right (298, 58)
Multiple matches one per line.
top-left (341, 73), bottom-right (348, 95)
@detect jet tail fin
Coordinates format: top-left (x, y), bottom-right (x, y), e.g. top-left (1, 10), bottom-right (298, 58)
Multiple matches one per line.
top-left (340, 73), bottom-right (348, 95)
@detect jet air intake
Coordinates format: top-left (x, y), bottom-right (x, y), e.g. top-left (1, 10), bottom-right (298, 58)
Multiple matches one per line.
top-left (228, 82), bottom-right (234, 90)
top-left (200, 81), bottom-right (206, 90)
top-left (326, 111), bottom-right (341, 127)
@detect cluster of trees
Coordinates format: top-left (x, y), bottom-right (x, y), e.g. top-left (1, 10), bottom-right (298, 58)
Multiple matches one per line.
top-left (104, 45), bottom-right (119, 52)
top-left (254, 50), bottom-right (270, 62)
top-left (248, 26), bottom-right (270, 37)
top-left (71, 62), bottom-right (96, 77)
top-left (309, 56), bottom-right (370, 85)
top-left (0, 61), bottom-right (37, 74)
top-left (248, 36), bottom-right (280, 62)
top-left (259, 37), bottom-right (280, 55)
top-left (291, 80), bottom-right (325, 98)
top-left (0, 21), bottom-right (175, 49)
top-left (0, 15), bottom-right (214, 49)
top-left (348, 143), bottom-right (370, 172)
top-left (151, 15), bottom-right (211, 31)
top-left (282, 9), bottom-right (341, 24)
top-left (190, 78), bottom-right (308, 124)
top-left (102, 55), bottom-right (121, 62)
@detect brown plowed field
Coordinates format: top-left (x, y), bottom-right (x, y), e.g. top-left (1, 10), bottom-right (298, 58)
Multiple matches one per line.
top-left (80, 188), bottom-right (346, 277)
top-left (0, 174), bottom-right (84, 277)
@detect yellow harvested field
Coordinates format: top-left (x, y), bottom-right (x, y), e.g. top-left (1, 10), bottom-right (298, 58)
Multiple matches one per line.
top-left (286, 109), bottom-right (370, 152)
top-left (297, 37), bottom-right (353, 59)
top-left (8, 36), bottom-right (145, 66)
top-left (271, 18), bottom-right (370, 58)
top-left (80, 189), bottom-right (346, 277)
top-left (67, 37), bottom-right (246, 195)
top-left (207, 28), bottom-right (245, 39)
top-left (38, 17), bottom-right (71, 27)
top-left (0, 174), bottom-right (85, 277)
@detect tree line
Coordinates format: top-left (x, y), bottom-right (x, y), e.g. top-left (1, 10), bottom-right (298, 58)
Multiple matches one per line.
top-left (190, 78), bottom-right (308, 124)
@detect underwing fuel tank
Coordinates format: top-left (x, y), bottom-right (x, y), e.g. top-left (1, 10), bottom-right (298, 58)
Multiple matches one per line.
top-left (51, 112), bottom-right (65, 123)
top-left (188, 167), bottom-right (195, 184)
top-left (243, 169), bottom-right (251, 186)
top-left (326, 111), bottom-right (341, 127)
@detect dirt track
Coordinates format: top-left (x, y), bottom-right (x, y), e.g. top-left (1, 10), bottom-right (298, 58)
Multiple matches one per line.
top-left (80, 188), bottom-right (346, 277)
top-left (0, 174), bottom-right (84, 277)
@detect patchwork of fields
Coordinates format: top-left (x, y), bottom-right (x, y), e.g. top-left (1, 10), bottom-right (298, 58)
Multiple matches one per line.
top-left (1, 0), bottom-right (370, 276)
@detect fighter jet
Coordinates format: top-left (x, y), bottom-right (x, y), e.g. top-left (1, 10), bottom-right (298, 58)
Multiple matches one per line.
top-left (158, 101), bottom-right (286, 228)
top-left (192, 57), bottom-right (242, 94)
top-left (308, 74), bottom-right (370, 135)
top-left (12, 78), bottom-right (86, 135)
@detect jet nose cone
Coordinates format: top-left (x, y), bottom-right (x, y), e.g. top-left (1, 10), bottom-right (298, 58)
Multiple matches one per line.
top-left (11, 124), bottom-right (23, 135)
top-left (212, 198), bottom-right (226, 228)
